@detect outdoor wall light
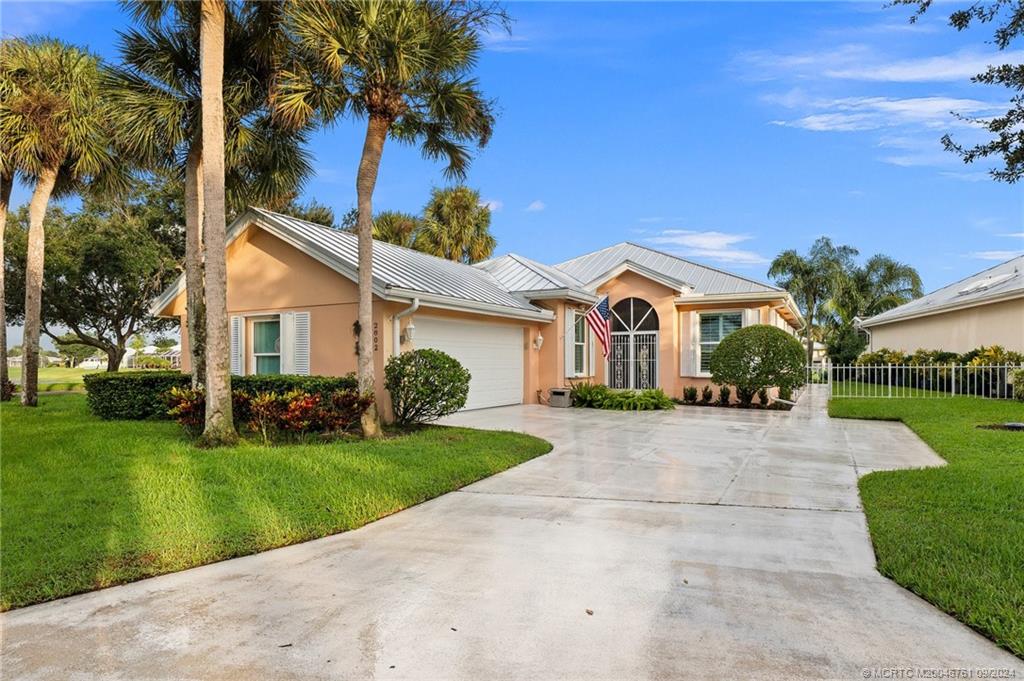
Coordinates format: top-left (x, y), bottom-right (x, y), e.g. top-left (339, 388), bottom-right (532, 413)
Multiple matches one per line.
top-left (404, 321), bottom-right (416, 342)
top-left (533, 333), bottom-right (544, 350)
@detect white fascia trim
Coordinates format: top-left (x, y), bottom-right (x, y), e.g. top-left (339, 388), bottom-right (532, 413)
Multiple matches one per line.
top-left (516, 288), bottom-right (600, 304)
top-left (859, 289), bottom-right (1024, 328)
top-left (584, 261), bottom-right (691, 294)
top-left (384, 287), bottom-right (555, 322)
top-left (151, 272), bottom-right (186, 317)
top-left (674, 291), bottom-right (804, 330)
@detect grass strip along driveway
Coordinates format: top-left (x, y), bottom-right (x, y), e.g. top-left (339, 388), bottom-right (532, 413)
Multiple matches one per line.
top-left (829, 397), bottom-right (1024, 657)
top-left (1, 394), bottom-right (551, 610)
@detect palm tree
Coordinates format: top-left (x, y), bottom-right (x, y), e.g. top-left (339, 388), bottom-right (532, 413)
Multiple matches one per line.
top-left (0, 37), bottom-right (120, 406)
top-left (370, 211), bottom-right (422, 248)
top-left (0, 160), bottom-right (13, 399)
top-left (827, 255), bottom-right (922, 327)
top-left (108, 1), bottom-right (313, 387)
top-left (197, 0), bottom-right (236, 445)
top-left (416, 186), bottom-right (495, 263)
top-left (769, 237), bottom-right (858, 366)
top-left (279, 0), bottom-right (502, 436)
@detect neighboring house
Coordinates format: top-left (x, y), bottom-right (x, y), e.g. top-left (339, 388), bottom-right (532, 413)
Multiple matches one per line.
top-left (859, 255), bottom-right (1024, 354)
top-left (152, 208), bottom-right (803, 415)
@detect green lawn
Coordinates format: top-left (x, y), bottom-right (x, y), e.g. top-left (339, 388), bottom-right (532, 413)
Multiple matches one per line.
top-left (829, 397), bottom-right (1024, 657)
top-left (7, 365), bottom-right (100, 391)
top-left (830, 380), bottom-right (945, 398)
top-left (0, 394), bottom-right (551, 610)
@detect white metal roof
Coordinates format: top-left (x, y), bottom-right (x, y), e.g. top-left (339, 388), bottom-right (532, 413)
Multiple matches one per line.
top-left (249, 209), bottom-right (543, 313)
top-left (553, 242), bottom-right (782, 295)
top-left (152, 209), bottom-right (553, 321)
top-left (474, 253), bottom-right (587, 293)
top-left (153, 211), bottom-right (793, 321)
top-left (861, 254), bottom-right (1024, 327)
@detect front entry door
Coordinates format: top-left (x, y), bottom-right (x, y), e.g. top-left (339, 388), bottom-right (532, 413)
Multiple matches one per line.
top-left (608, 298), bottom-right (659, 390)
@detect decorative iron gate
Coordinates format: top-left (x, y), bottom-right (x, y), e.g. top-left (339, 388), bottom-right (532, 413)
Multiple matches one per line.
top-left (608, 297), bottom-right (660, 390)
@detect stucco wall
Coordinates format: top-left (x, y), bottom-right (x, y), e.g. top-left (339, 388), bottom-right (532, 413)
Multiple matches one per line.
top-left (867, 298), bottom-right (1024, 354)
top-left (167, 220), bottom-right (805, 411)
top-left (169, 222), bottom-right (557, 417)
top-left (592, 270), bottom-right (681, 392)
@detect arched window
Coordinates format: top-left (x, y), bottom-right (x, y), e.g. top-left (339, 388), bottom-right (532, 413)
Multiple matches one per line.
top-left (611, 298), bottom-right (659, 332)
top-left (608, 298), bottom-right (659, 389)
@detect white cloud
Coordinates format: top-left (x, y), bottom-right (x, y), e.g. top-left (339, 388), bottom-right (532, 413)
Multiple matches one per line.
top-left (646, 230), bottom-right (768, 265)
top-left (482, 30), bottom-right (531, 53)
top-left (741, 45), bottom-right (1024, 83)
top-left (825, 49), bottom-right (1024, 83)
top-left (770, 96), bottom-right (1001, 133)
top-left (525, 200), bottom-right (545, 212)
top-left (480, 199), bottom-right (503, 212)
top-left (939, 170), bottom-right (993, 182)
top-left (968, 250), bottom-right (1024, 261)
top-left (1000, 232), bottom-right (1024, 239)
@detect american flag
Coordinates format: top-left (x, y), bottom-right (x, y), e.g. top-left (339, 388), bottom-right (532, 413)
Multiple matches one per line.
top-left (585, 296), bottom-right (612, 359)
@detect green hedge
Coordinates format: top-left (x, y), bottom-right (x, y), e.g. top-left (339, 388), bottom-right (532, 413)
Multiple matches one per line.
top-left (84, 371), bottom-right (358, 420)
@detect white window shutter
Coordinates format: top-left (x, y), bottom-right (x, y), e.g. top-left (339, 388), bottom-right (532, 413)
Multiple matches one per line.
top-left (280, 312), bottom-right (296, 374)
top-left (588, 329), bottom-right (596, 377)
top-left (564, 309), bottom-right (576, 378)
top-left (230, 316), bottom-right (243, 376)
top-left (743, 308), bottom-right (760, 327)
top-left (293, 312), bottom-right (310, 376)
top-left (679, 311), bottom-right (688, 376)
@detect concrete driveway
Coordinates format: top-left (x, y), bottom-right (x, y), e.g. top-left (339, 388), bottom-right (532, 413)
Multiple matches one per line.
top-left (3, 389), bottom-right (1021, 680)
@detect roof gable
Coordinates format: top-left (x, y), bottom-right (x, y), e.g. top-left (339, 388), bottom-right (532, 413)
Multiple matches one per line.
top-left (153, 209), bottom-right (552, 320)
top-left (553, 242), bottom-right (781, 295)
top-left (475, 253), bottom-right (586, 292)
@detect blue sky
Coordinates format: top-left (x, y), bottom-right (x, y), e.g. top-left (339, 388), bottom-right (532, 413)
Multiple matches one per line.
top-left (3, 0), bottom-right (1023, 298)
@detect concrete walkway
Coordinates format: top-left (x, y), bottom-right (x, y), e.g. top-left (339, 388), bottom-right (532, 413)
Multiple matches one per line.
top-left (3, 388), bottom-right (1021, 679)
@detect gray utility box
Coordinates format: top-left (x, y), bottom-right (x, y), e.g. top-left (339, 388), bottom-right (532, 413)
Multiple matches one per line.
top-left (549, 388), bottom-right (572, 408)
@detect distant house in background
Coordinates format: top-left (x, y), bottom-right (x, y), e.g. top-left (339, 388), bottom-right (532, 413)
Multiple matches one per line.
top-left (859, 255), bottom-right (1024, 354)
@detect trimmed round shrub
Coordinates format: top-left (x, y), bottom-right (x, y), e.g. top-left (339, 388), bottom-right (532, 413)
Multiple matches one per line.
top-left (385, 349), bottom-right (471, 425)
top-left (709, 324), bottom-right (806, 405)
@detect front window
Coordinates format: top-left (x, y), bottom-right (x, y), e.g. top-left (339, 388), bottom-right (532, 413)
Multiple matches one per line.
top-left (699, 312), bottom-right (742, 373)
top-left (253, 318), bottom-right (281, 375)
top-left (574, 311), bottom-right (588, 375)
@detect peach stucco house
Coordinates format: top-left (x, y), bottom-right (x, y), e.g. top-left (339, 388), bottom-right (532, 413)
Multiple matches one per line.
top-left (859, 254), bottom-right (1023, 355)
top-left (153, 208), bottom-right (804, 416)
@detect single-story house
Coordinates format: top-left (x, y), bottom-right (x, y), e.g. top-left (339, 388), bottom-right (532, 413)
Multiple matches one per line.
top-left (153, 208), bottom-right (803, 416)
top-left (859, 254), bottom-right (1023, 354)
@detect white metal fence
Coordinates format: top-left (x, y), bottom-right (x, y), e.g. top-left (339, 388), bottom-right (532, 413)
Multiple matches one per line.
top-left (808, 362), bottom-right (1023, 400)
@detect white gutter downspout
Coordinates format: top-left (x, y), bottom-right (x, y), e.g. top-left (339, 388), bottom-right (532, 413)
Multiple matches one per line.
top-left (393, 298), bottom-right (420, 357)
top-left (853, 316), bottom-right (872, 351)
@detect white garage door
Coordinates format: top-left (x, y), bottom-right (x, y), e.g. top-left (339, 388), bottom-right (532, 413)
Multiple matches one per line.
top-left (415, 316), bottom-right (524, 410)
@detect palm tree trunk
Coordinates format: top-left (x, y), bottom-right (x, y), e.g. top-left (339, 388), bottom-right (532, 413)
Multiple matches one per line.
top-left (805, 303), bottom-right (816, 367)
top-left (199, 0), bottom-right (236, 445)
top-left (184, 145), bottom-right (206, 387)
top-left (355, 114), bottom-right (389, 438)
top-left (20, 165), bottom-right (59, 407)
top-left (0, 172), bottom-right (12, 399)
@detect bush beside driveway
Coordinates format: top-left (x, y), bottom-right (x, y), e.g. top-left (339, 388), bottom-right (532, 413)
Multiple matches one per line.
top-left (829, 397), bottom-right (1024, 657)
top-left (0, 394), bottom-right (551, 610)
